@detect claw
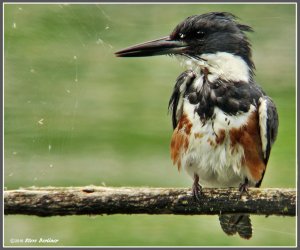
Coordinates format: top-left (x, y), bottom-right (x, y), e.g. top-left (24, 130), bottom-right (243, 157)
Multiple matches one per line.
top-left (192, 183), bottom-right (202, 201)
top-left (192, 173), bottom-right (202, 201)
top-left (239, 178), bottom-right (249, 198)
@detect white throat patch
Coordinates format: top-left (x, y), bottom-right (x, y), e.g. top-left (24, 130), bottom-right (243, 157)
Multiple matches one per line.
top-left (177, 52), bottom-right (250, 83)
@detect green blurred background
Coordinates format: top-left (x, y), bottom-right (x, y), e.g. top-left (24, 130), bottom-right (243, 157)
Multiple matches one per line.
top-left (4, 3), bottom-right (296, 247)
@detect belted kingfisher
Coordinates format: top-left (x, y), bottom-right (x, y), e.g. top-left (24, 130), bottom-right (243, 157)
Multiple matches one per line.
top-left (115, 12), bottom-right (278, 239)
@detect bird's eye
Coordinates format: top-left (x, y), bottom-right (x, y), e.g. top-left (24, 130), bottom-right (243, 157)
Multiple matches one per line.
top-left (179, 33), bottom-right (185, 39)
top-left (196, 31), bottom-right (205, 39)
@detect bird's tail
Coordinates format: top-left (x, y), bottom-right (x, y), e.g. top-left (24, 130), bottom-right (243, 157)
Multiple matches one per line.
top-left (218, 214), bottom-right (252, 239)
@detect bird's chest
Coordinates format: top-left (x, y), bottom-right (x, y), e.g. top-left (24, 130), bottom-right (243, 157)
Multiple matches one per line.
top-left (171, 98), bottom-right (257, 187)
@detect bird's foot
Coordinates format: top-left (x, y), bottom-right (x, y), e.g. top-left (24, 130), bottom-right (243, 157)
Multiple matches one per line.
top-left (192, 174), bottom-right (202, 202)
top-left (239, 178), bottom-right (249, 198)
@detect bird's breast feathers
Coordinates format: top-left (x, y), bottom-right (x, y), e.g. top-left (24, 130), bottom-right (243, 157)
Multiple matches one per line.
top-left (171, 97), bottom-right (266, 188)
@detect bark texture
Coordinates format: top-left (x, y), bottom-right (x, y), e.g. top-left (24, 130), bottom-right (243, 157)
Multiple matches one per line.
top-left (4, 186), bottom-right (296, 217)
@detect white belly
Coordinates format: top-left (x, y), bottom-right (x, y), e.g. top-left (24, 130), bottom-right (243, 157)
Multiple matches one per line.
top-left (181, 100), bottom-right (256, 188)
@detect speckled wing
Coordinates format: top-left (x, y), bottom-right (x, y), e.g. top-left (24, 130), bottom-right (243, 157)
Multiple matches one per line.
top-left (256, 96), bottom-right (279, 187)
top-left (168, 70), bottom-right (196, 129)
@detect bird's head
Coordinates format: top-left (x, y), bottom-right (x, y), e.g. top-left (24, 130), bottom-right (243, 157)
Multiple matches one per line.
top-left (115, 12), bottom-right (254, 70)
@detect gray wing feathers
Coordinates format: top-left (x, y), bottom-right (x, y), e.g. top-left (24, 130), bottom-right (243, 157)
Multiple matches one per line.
top-left (258, 96), bottom-right (279, 165)
top-left (168, 70), bottom-right (196, 129)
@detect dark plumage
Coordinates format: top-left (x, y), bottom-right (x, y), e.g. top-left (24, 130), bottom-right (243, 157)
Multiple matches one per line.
top-left (169, 76), bottom-right (266, 126)
top-left (169, 12), bottom-right (255, 69)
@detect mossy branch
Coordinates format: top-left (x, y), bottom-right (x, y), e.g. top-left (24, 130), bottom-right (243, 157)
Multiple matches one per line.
top-left (4, 186), bottom-right (295, 217)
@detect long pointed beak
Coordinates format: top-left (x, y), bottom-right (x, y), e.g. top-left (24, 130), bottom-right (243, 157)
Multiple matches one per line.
top-left (115, 36), bottom-right (187, 57)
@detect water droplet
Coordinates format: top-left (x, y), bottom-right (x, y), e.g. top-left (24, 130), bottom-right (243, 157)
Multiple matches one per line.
top-left (37, 118), bottom-right (44, 125)
top-left (105, 26), bottom-right (110, 30)
top-left (74, 78), bottom-right (78, 82)
top-left (96, 38), bottom-right (103, 45)
top-left (73, 55), bottom-right (77, 60)
top-left (48, 145), bottom-right (52, 151)
top-left (49, 164), bottom-right (53, 168)
top-left (66, 89), bottom-right (71, 94)
top-left (12, 151), bottom-right (17, 155)
top-left (12, 22), bottom-right (16, 29)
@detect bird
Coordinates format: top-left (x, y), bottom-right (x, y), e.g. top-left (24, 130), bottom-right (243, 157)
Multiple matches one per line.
top-left (115, 12), bottom-right (279, 239)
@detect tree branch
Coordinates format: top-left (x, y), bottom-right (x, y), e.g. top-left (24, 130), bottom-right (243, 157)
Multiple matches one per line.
top-left (4, 186), bottom-right (295, 217)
